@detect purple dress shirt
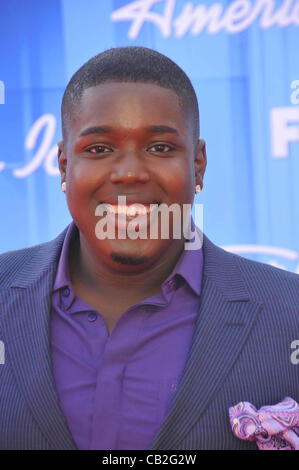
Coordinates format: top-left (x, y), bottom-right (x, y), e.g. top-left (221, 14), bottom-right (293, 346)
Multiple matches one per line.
top-left (50, 221), bottom-right (203, 450)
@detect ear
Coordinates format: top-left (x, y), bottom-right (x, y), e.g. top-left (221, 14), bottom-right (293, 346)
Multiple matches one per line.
top-left (57, 140), bottom-right (67, 185)
top-left (194, 139), bottom-right (207, 190)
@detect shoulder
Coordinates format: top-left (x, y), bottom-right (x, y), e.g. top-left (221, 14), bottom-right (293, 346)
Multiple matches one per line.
top-left (0, 243), bottom-right (45, 283)
top-left (0, 226), bottom-right (69, 288)
top-left (229, 249), bottom-right (299, 309)
top-left (203, 233), bottom-right (299, 307)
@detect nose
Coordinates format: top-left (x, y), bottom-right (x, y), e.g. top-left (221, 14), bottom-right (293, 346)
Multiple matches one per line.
top-left (110, 149), bottom-right (150, 184)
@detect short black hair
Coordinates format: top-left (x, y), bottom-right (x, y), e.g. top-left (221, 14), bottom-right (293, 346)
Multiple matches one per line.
top-left (61, 46), bottom-right (199, 143)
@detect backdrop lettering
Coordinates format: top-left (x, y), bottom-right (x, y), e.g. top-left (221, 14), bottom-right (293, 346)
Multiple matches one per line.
top-left (0, 0), bottom-right (298, 274)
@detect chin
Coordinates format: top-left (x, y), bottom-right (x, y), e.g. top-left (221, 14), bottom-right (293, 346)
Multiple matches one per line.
top-left (109, 252), bottom-right (148, 266)
top-left (101, 237), bottom-right (167, 270)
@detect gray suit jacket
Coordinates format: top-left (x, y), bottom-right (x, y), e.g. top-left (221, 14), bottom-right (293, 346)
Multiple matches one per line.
top-left (0, 224), bottom-right (299, 449)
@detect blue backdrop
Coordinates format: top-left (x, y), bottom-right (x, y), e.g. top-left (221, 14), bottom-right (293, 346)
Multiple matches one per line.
top-left (0, 0), bottom-right (299, 273)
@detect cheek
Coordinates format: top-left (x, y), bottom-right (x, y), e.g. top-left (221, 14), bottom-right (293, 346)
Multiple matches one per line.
top-left (65, 163), bottom-right (97, 220)
top-left (67, 160), bottom-right (98, 198)
top-left (68, 160), bottom-right (88, 185)
top-left (160, 162), bottom-right (194, 200)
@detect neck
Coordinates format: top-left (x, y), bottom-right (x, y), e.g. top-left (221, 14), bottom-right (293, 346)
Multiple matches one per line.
top-left (69, 233), bottom-right (185, 299)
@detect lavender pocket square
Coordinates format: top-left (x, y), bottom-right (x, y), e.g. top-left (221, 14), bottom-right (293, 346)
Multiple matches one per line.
top-left (229, 397), bottom-right (299, 450)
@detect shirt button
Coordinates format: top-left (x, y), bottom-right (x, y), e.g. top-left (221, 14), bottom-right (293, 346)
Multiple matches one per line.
top-left (62, 287), bottom-right (70, 297)
top-left (88, 312), bottom-right (97, 322)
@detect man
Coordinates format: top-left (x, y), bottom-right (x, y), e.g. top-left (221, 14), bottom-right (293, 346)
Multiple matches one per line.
top-left (0, 47), bottom-right (298, 450)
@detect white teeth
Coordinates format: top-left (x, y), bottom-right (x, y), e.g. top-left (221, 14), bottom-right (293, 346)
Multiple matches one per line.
top-left (149, 204), bottom-right (158, 212)
top-left (127, 206), bottom-right (137, 216)
top-left (103, 203), bottom-right (158, 216)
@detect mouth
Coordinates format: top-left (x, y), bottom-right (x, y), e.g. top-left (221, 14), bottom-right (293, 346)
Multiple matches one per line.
top-left (97, 200), bottom-right (161, 234)
top-left (101, 202), bottom-right (160, 217)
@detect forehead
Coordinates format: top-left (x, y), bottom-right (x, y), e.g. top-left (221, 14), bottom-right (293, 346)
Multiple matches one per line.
top-left (69, 82), bottom-right (193, 137)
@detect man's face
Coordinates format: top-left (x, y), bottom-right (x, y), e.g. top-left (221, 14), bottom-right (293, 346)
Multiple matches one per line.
top-left (58, 82), bottom-right (206, 272)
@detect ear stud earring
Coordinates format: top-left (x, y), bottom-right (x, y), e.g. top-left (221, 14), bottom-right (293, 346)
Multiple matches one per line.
top-left (195, 184), bottom-right (201, 194)
top-left (61, 182), bottom-right (66, 192)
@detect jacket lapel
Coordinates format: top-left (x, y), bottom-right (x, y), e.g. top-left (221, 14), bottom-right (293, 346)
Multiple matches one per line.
top-left (0, 225), bottom-right (77, 450)
top-left (150, 233), bottom-right (263, 449)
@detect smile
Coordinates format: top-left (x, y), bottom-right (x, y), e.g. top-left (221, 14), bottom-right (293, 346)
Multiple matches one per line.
top-left (103, 203), bottom-right (159, 217)
top-left (95, 200), bottom-right (161, 234)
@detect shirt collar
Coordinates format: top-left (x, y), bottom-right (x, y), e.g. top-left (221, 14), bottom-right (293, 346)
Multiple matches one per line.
top-left (162, 219), bottom-right (203, 296)
top-left (53, 220), bottom-right (78, 292)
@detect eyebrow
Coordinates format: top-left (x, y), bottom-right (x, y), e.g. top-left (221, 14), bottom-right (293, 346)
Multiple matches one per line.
top-left (79, 126), bottom-right (112, 137)
top-left (145, 125), bottom-right (179, 136)
top-left (79, 125), bottom-right (179, 137)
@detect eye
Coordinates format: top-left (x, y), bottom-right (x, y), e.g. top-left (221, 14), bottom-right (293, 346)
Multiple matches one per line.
top-left (86, 145), bottom-right (112, 154)
top-left (148, 143), bottom-right (174, 154)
